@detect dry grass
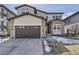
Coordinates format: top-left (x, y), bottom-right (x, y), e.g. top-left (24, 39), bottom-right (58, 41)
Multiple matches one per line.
top-left (46, 39), bottom-right (69, 55)
top-left (46, 38), bottom-right (79, 55)
top-left (61, 45), bottom-right (79, 55)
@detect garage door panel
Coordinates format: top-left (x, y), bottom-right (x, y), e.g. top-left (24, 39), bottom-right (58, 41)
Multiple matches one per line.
top-left (15, 26), bottom-right (40, 38)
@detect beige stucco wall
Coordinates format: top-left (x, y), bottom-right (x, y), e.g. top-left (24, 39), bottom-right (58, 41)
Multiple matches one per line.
top-left (9, 15), bottom-right (46, 38)
top-left (51, 20), bottom-right (65, 35)
top-left (14, 15), bottom-right (42, 25)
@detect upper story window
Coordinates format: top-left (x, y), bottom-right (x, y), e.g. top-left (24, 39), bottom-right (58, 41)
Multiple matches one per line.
top-left (0, 8), bottom-right (8, 19)
top-left (53, 16), bottom-right (62, 20)
top-left (3, 22), bottom-right (7, 26)
top-left (53, 16), bottom-right (55, 19)
top-left (59, 16), bottom-right (61, 19)
top-left (0, 8), bottom-right (4, 18)
top-left (67, 19), bottom-right (70, 23)
top-left (34, 9), bottom-right (37, 14)
top-left (22, 8), bottom-right (26, 14)
top-left (56, 16), bottom-right (59, 19)
top-left (22, 8), bottom-right (29, 14)
top-left (46, 16), bottom-right (48, 19)
top-left (26, 8), bottom-right (29, 13)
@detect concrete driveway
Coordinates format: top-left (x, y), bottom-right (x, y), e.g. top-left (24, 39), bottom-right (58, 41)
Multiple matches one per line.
top-left (0, 38), bottom-right (43, 55)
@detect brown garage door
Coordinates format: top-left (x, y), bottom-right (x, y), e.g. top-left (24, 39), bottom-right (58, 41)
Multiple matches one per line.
top-left (15, 26), bottom-right (40, 38)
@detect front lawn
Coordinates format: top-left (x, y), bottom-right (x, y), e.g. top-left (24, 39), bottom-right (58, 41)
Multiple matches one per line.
top-left (45, 37), bottom-right (79, 55)
top-left (61, 45), bottom-right (79, 55)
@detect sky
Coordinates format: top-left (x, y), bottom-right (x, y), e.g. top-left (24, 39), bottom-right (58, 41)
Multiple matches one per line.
top-left (4, 4), bottom-right (79, 19)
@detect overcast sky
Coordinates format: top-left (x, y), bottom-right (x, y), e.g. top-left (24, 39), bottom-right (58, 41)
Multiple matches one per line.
top-left (4, 4), bottom-right (79, 19)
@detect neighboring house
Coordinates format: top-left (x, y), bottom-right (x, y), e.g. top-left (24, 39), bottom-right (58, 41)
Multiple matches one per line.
top-left (0, 4), bottom-right (16, 37)
top-left (64, 11), bottom-right (79, 37)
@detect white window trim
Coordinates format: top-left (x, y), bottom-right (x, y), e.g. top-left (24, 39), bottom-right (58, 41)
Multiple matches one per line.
top-left (53, 24), bottom-right (61, 30)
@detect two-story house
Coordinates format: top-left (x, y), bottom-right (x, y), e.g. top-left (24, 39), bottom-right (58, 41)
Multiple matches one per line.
top-left (8, 4), bottom-right (64, 38)
top-left (0, 4), bottom-right (16, 37)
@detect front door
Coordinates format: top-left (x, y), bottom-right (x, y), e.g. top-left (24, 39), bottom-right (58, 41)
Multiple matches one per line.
top-left (53, 24), bottom-right (61, 35)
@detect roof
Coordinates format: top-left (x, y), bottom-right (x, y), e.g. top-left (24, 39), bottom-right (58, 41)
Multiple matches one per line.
top-left (8, 13), bottom-right (47, 21)
top-left (64, 11), bottom-right (79, 20)
top-left (46, 12), bottom-right (64, 14)
top-left (15, 4), bottom-right (64, 14)
top-left (47, 20), bottom-right (64, 24)
top-left (15, 4), bottom-right (36, 9)
top-left (0, 4), bottom-right (16, 16)
top-left (36, 9), bottom-right (47, 13)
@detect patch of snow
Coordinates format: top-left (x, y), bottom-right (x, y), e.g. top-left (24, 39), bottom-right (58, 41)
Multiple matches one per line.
top-left (45, 46), bottom-right (52, 52)
top-left (0, 37), bottom-right (10, 43)
top-left (48, 36), bottom-right (79, 44)
top-left (43, 40), bottom-right (52, 52)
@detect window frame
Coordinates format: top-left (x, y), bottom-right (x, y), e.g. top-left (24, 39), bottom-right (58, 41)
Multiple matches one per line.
top-left (53, 16), bottom-right (55, 19)
top-left (59, 16), bottom-right (61, 19)
top-left (53, 24), bottom-right (61, 30)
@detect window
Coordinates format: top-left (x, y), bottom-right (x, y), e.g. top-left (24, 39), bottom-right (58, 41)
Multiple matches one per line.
top-left (26, 8), bottom-right (29, 13)
top-left (4, 28), bottom-right (7, 32)
top-left (22, 8), bottom-right (25, 14)
top-left (53, 24), bottom-right (61, 30)
top-left (59, 16), bottom-right (61, 19)
top-left (56, 16), bottom-right (59, 19)
top-left (46, 16), bottom-right (48, 19)
top-left (3, 22), bottom-right (7, 26)
top-left (58, 25), bottom-right (61, 30)
top-left (34, 9), bottom-right (37, 14)
top-left (53, 16), bottom-right (55, 19)
top-left (53, 25), bottom-right (56, 29)
top-left (67, 19), bottom-right (70, 23)
top-left (1, 8), bottom-right (4, 18)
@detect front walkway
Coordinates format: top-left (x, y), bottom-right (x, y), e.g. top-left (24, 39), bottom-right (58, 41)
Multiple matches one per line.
top-left (0, 38), bottom-right (43, 55)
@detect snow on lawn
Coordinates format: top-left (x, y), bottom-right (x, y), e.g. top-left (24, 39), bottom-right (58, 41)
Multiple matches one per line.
top-left (0, 37), bottom-right (10, 43)
top-left (48, 36), bottom-right (79, 44)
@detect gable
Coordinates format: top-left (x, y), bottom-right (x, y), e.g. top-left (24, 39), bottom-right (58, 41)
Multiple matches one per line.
top-left (14, 15), bottom-right (42, 26)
